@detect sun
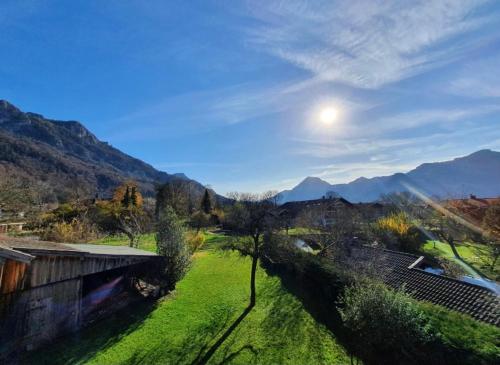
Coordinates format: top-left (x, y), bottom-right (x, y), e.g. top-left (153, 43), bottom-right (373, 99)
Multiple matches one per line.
top-left (319, 107), bottom-right (338, 125)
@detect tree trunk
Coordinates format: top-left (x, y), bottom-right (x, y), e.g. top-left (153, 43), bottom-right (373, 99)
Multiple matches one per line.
top-left (250, 254), bottom-right (258, 307)
top-left (249, 235), bottom-right (259, 307)
top-left (447, 237), bottom-right (461, 258)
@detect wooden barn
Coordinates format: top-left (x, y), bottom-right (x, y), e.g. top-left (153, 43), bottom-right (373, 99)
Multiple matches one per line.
top-left (0, 236), bottom-right (158, 358)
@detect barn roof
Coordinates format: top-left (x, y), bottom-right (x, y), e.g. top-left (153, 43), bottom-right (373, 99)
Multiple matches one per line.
top-left (0, 245), bottom-right (35, 263)
top-left (65, 244), bottom-right (157, 257)
top-left (0, 236), bottom-right (157, 258)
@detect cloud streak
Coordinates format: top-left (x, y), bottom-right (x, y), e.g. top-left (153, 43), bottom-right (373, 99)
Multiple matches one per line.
top-left (246, 0), bottom-right (496, 89)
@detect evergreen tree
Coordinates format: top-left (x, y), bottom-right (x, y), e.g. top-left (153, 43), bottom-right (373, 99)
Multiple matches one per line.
top-left (201, 189), bottom-right (212, 214)
top-left (122, 186), bottom-right (131, 207)
top-left (156, 206), bottom-right (191, 291)
top-left (130, 186), bottom-right (138, 206)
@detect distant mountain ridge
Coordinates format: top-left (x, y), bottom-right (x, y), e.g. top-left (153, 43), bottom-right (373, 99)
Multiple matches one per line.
top-left (278, 150), bottom-right (500, 203)
top-left (0, 100), bottom-right (210, 201)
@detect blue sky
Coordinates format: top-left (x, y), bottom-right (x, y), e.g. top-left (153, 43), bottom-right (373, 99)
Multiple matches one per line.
top-left (1, 0), bottom-right (500, 194)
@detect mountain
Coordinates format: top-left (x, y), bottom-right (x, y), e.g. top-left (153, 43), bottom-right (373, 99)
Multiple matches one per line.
top-left (278, 150), bottom-right (500, 203)
top-left (0, 100), bottom-right (210, 202)
top-left (277, 177), bottom-right (336, 202)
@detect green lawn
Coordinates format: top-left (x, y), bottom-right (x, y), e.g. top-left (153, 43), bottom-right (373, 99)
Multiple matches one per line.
top-left (284, 227), bottom-right (321, 235)
top-left (422, 240), bottom-right (499, 280)
top-left (29, 233), bottom-right (349, 365)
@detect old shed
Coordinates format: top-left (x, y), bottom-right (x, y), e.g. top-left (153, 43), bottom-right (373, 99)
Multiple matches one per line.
top-left (0, 236), bottom-right (158, 357)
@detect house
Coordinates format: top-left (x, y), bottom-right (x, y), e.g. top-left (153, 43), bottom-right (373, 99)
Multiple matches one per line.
top-left (278, 197), bottom-right (355, 227)
top-left (0, 236), bottom-right (159, 357)
top-left (335, 246), bottom-right (499, 326)
top-left (278, 197), bottom-right (388, 227)
top-left (0, 222), bottom-right (25, 234)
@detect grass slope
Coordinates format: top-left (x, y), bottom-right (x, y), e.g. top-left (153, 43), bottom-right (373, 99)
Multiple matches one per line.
top-left (29, 235), bottom-right (349, 365)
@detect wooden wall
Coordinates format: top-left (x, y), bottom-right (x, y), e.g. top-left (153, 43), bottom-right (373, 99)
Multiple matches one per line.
top-left (0, 259), bottom-right (28, 295)
top-left (1, 254), bottom-right (151, 294)
top-left (0, 253), bottom-right (157, 358)
top-left (0, 278), bottom-right (81, 355)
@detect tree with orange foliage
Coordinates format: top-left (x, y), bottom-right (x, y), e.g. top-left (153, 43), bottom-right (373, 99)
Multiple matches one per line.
top-left (94, 182), bottom-right (147, 247)
top-left (112, 181), bottom-right (143, 207)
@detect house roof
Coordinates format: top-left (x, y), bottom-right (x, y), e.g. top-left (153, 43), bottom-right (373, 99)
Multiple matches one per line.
top-left (280, 197), bottom-right (354, 209)
top-left (342, 247), bottom-right (499, 326)
top-left (0, 245), bottom-right (35, 263)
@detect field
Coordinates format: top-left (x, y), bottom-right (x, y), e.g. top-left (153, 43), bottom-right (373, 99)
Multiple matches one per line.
top-left (422, 240), bottom-right (499, 280)
top-left (29, 232), bottom-right (349, 365)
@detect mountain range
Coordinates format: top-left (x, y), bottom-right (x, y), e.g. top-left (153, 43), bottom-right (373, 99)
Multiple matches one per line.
top-left (278, 149), bottom-right (500, 203)
top-left (2, 99), bottom-right (499, 206)
top-left (0, 100), bottom-right (209, 202)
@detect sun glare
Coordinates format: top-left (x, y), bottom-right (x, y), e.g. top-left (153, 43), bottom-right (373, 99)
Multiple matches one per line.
top-left (319, 107), bottom-right (338, 125)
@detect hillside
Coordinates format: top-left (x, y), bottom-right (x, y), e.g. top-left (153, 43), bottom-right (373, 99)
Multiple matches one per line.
top-left (278, 150), bottom-right (500, 203)
top-left (0, 100), bottom-right (208, 201)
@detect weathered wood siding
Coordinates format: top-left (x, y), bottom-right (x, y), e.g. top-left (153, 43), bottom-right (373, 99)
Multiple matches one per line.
top-left (0, 252), bottom-right (157, 358)
top-left (0, 259), bottom-right (28, 294)
top-left (0, 279), bottom-right (81, 354)
top-left (1, 254), bottom-right (151, 293)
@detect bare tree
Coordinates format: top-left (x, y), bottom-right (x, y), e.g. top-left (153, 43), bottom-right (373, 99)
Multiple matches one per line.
top-left (482, 205), bottom-right (500, 269)
top-left (223, 191), bottom-right (278, 306)
top-left (117, 207), bottom-right (147, 248)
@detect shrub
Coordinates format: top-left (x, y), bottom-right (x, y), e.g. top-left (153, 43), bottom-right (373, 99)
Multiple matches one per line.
top-left (41, 218), bottom-right (98, 242)
top-left (186, 231), bottom-right (205, 253)
top-left (156, 206), bottom-right (191, 292)
top-left (374, 212), bottom-right (421, 251)
top-left (338, 281), bottom-right (435, 364)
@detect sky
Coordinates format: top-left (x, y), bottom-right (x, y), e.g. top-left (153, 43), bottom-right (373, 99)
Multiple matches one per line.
top-left (1, 0), bottom-right (500, 195)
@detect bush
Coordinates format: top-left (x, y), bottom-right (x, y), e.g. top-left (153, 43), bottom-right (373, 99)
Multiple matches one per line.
top-left (338, 281), bottom-right (435, 364)
top-left (156, 206), bottom-right (191, 291)
top-left (41, 218), bottom-right (99, 242)
top-left (186, 231), bottom-right (205, 253)
top-left (374, 212), bottom-right (422, 251)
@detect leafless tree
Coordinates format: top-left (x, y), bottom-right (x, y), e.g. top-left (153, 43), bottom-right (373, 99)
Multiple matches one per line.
top-left (482, 205), bottom-right (500, 269)
top-left (117, 207), bottom-right (148, 248)
top-left (223, 191), bottom-right (278, 306)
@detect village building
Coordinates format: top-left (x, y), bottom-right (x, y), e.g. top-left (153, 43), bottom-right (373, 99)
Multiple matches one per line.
top-left (0, 236), bottom-right (158, 358)
top-left (336, 247), bottom-right (500, 326)
top-left (278, 197), bottom-right (390, 227)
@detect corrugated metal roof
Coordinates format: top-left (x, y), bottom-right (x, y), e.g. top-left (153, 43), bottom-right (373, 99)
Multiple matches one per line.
top-left (0, 236), bottom-right (81, 252)
top-left (64, 244), bottom-right (157, 257)
top-left (0, 236), bottom-right (157, 257)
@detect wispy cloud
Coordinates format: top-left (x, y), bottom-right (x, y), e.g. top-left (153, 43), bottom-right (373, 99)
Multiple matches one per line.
top-left (371, 104), bottom-right (500, 133)
top-left (105, 78), bottom-right (372, 142)
top-left (245, 0), bottom-right (496, 89)
top-left (105, 81), bottom-right (297, 141)
top-left (292, 121), bottom-right (500, 160)
top-left (447, 56), bottom-right (500, 98)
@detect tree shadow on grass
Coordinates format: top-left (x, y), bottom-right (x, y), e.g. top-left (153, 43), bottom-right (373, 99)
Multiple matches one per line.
top-left (118, 302), bottom-right (247, 365)
top-left (22, 298), bottom-right (158, 365)
top-left (261, 265), bottom-right (360, 362)
top-left (259, 280), bottom-right (344, 364)
top-left (190, 304), bottom-right (254, 365)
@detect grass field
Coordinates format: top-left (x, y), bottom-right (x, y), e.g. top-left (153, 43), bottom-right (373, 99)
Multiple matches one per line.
top-left (422, 240), bottom-right (499, 280)
top-left (29, 232), bottom-right (349, 365)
